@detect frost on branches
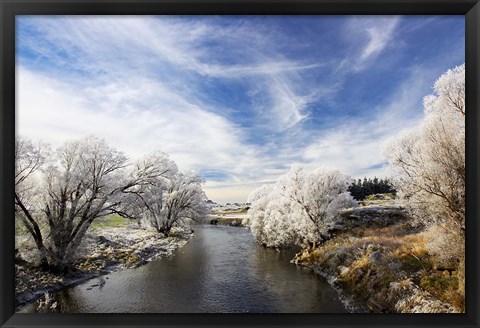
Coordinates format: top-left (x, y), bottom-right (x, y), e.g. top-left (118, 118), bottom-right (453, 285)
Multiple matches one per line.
top-left (116, 152), bottom-right (208, 236)
top-left (384, 64), bottom-right (465, 233)
top-left (383, 64), bottom-right (465, 279)
top-left (245, 166), bottom-right (357, 249)
top-left (15, 136), bottom-right (208, 272)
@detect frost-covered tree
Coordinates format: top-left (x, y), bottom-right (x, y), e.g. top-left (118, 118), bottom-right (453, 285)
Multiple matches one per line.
top-left (169, 172), bottom-right (208, 232)
top-left (15, 136), bottom-right (208, 272)
top-left (244, 185), bottom-right (273, 245)
top-left (108, 151), bottom-right (208, 236)
top-left (384, 64), bottom-right (465, 232)
top-left (383, 64), bottom-right (465, 297)
top-left (246, 185), bottom-right (298, 248)
top-left (279, 166), bottom-right (357, 247)
top-left (113, 151), bottom-right (178, 225)
top-left (16, 136), bottom-right (131, 271)
top-left (15, 137), bottom-right (51, 269)
top-left (246, 166), bottom-right (357, 249)
top-left (150, 171), bottom-right (208, 236)
top-left (261, 197), bottom-right (299, 248)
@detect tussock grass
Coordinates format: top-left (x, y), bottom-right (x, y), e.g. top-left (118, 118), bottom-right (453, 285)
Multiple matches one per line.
top-left (294, 222), bottom-right (464, 313)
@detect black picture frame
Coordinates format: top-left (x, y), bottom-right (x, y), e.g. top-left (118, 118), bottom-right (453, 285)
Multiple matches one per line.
top-left (1, 0), bottom-right (479, 327)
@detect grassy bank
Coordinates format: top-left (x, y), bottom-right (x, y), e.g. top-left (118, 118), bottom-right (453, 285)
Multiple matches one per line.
top-left (292, 210), bottom-right (464, 313)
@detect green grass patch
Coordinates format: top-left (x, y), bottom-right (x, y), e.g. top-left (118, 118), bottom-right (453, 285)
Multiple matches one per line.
top-left (91, 215), bottom-right (132, 229)
top-left (420, 272), bottom-right (464, 310)
top-left (420, 274), bottom-right (458, 292)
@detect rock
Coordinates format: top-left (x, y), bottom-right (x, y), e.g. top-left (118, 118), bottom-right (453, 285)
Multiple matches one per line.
top-left (386, 260), bottom-right (398, 268)
top-left (369, 251), bottom-right (383, 265)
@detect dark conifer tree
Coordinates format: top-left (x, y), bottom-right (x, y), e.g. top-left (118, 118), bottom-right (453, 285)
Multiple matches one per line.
top-left (348, 177), bottom-right (396, 200)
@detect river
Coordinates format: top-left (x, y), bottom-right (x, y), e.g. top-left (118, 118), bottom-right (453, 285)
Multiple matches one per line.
top-left (19, 224), bottom-right (346, 313)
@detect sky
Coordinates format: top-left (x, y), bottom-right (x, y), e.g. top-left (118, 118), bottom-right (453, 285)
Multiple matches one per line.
top-left (16, 15), bottom-right (465, 203)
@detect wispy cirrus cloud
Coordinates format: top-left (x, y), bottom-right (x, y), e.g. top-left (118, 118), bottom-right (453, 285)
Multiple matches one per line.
top-left (359, 17), bottom-right (400, 62)
top-left (18, 16), bottom-right (325, 132)
top-left (336, 16), bottom-right (401, 73)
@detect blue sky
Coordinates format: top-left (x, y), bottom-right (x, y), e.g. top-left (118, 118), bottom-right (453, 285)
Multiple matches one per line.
top-left (16, 16), bottom-right (465, 203)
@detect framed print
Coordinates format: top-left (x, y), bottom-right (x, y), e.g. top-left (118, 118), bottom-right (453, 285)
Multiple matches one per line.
top-left (1, 0), bottom-right (479, 327)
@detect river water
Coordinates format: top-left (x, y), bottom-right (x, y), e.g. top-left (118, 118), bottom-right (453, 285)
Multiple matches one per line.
top-left (20, 224), bottom-right (346, 313)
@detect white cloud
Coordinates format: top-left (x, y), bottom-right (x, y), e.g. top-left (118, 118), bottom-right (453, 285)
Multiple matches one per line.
top-left (17, 67), bottom-right (302, 203)
top-left (17, 67), bottom-right (253, 172)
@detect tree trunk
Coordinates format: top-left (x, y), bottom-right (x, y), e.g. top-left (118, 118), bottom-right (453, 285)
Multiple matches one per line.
top-left (37, 245), bottom-right (50, 270)
top-left (159, 225), bottom-right (171, 237)
top-left (15, 194), bottom-right (50, 270)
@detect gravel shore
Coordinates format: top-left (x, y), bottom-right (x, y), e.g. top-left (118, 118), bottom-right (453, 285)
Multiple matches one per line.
top-left (15, 225), bottom-right (193, 308)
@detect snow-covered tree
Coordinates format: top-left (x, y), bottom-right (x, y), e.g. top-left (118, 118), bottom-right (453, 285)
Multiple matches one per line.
top-left (262, 196), bottom-right (299, 248)
top-left (244, 185), bottom-right (273, 246)
top-left (246, 185), bottom-right (298, 248)
top-left (123, 153), bottom-right (209, 236)
top-left (246, 166), bottom-right (357, 249)
top-left (15, 136), bottom-right (209, 272)
top-left (98, 150), bottom-right (209, 236)
top-left (113, 151), bottom-right (178, 226)
top-left (384, 64), bottom-right (465, 232)
top-left (35, 137), bottom-right (130, 272)
top-left (150, 171), bottom-right (209, 236)
top-left (383, 65), bottom-right (465, 297)
top-left (15, 137), bottom-right (51, 269)
top-left (279, 166), bottom-right (357, 247)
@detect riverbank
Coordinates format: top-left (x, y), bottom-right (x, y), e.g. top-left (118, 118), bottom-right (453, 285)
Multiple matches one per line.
top-left (208, 205), bottom-right (248, 227)
top-left (15, 224), bottom-right (193, 308)
top-left (291, 203), bottom-right (463, 313)
top-left (209, 216), bottom-right (244, 227)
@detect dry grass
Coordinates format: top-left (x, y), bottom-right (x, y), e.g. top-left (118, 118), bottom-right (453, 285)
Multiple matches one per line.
top-left (294, 221), bottom-right (464, 313)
